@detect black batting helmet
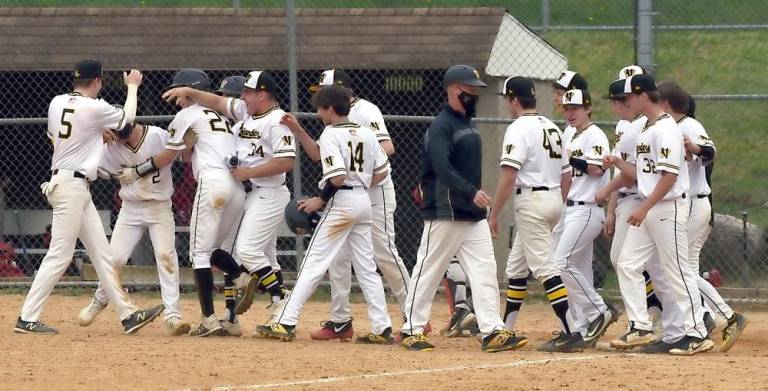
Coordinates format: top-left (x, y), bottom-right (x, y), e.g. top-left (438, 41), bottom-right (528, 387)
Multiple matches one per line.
top-left (284, 199), bottom-right (321, 236)
top-left (168, 68), bottom-right (211, 91)
top-left (217, 75), bottom-right (246, 97)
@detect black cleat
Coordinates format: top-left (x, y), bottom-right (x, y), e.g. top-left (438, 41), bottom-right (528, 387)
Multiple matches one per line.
top-left (14, 318), bottom-right (58, 334)
top-left (538, 331), bottom-right (585, 353)
top-left (584, 304), bottom-right (620, 342)
top-left (122, 305), bottom-right (164, 335)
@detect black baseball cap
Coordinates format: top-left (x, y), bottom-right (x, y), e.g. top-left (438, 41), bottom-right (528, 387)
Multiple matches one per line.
top-left (624, 74), bottom-right (657, 94)
top-left (443, 65), bottom-right (487, 88)
top-left (309, 69), bottom-right (352, 93)
top-left (74, 59), bottom-right (103, 80)
top-left (244, 70), bottom-right (278, 94)
top-left (554, 70), bottom-right (588, 91)
top-left (606, 79), bottom-right (627, 100)
top-left (496, 76), bottom-right (535, 98)
top-left (217, 75), bottom-right (246, 97)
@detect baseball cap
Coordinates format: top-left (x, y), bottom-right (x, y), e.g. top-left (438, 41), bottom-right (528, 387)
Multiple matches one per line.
top-left (496, 76), bottom-right (535, 98)
top-left (74, 59), bottom-right (103, 80)
top-left (624, 74), bottom-right (657, 94)
top-left (618, 65), bottom-right (644, 80)
top-left (217, 75), bottom-right (246, 97)
top-left (244, 71), bottom-right (278, 94)
top-left (554, 70), bottom-right (588, 91)
top-left (443, 65), bottom-right (487, 88)
top-left (562, 89), bottom-right (591, 106)
top-left (606, 79), bottom-right (627, 100)
top-left (309, 69), bottom-right (352, 93)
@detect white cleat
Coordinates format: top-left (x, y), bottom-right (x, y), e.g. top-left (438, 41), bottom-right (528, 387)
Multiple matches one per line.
top-left (78, 297), bottom-right (107, 326)
top-left (165, 317), bottom-right (192, 336)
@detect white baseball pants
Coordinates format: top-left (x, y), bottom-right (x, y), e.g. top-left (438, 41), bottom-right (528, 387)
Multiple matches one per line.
top-left (233, 186), bottom-right (290, 273)
top-left (21, 174), bottom-right (137, 322)
top-left (506, 188), bottom-right (563, 282)
top-left (329, 182), bottom-right (410, 322)
top-left (276, 189), bottom-right (391, 334)
top-left (94, 200), bottom-right (181, 321)
top-left (402, 219), bottom-right (505, 337)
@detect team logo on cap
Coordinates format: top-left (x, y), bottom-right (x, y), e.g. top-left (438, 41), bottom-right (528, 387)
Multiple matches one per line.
top-left (624, 68), bottom-right (637, 77)
top-left (220, 80), bottom-right (228, 88)
top-left (473, 68), bottom-right (480, 79)
top-left (74, 70), bottom-right (80, 78)
top-left (565, 91), bottom-right (574, 102)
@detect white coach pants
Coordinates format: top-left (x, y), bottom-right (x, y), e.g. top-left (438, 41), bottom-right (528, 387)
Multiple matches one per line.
top-left (329, 181), bottom-right (411, 322)
top-left (402, 219), bottom-right (505, 337)
top-left (234, 186), bottom-right (290, 273)
top-left (21, 176), bottom-right (137, 321)
top-left (618, 198), bottom-right (708, 343)
top-left (506, 188), bottom-right (563, 282)
top-left (552, 203), bottom-right (608, 336)
top-left (94, 200), bottom-right (181, 321)
top-left (189, 169), bottom-right (245, 269)
top-left (276, 190), bottom-right (391, 334)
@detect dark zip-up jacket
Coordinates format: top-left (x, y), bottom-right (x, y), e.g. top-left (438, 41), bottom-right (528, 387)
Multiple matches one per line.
top-left (420, 104), bottom-right (486, 221)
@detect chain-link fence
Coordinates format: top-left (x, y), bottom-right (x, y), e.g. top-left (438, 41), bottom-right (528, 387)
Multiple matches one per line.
top-left (0, 1), bottom-right (766, 299)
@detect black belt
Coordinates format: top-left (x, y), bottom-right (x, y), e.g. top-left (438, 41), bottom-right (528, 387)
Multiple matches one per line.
top-left (696, 194), bottom-right (709, 199)
top-left (566, 200), bottom-right (587, 207)
top-left (339, 185), bottom-right (353, 190)
top-left (52, 169), bottom-right (85, 179)
top-left (516, 186), bottom-right (549, 195)
top-left (618, 192), bottom-right (636, 198)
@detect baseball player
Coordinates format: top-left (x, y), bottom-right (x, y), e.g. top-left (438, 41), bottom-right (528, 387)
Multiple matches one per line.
top-left (489, 76), bottom-right (580, 352)
top-left (658, 81), bottom-right (747, 352)
top-left (602, 74), bottom-right (711, 355)
top-left (254, 85), bottom-right (393, 344)
top-left (216, 75), bottom-right (246, 98)
top-left (553, 89), bottom-right (618, 344)
top-left (15, 59), bottom-right (163, 335)
top-left (553, 71), bottom-right (589, 113)
top-left (162, 70), bottom-right (295, 332)
top-left (121, 68), bottom-right (246, 337)
top-left (283, 69), bottom-right (411, 340)
top-left (77, 123), bottom-right (191, 336)
top-left (399, 65), bottom-right (521, 353)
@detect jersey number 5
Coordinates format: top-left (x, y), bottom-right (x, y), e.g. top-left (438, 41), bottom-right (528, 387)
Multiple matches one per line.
top-left (542, 128), bottom-right (563, 159)
top-left (59, 108), bottom-right (75, 139)
top-left (203, 110), bottom-right (232, 134)
top-left (347, 141), bottom-right (364, 172)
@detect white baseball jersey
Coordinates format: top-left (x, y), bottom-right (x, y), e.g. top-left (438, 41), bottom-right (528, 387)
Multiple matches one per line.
top-left (230, 106), bottom-right (297, 188)
top-left (612, 115), bottom-right (647, 194)
top-left (635, 113), bottom-right (689, 200)
top-left (677, 116), bottom-right (715, 196)
top-left (101, 125), bottom-right (174, 202)
top-left (166, 103), bottom-right (236, 179)
top-left (318, 122), bottom-right (389, 189)
top-left (47, 92), bottom-right (128, 181)
top-left (349, 97), bottom-right (392, 187)
top-left (500, 114), bottom-right (570, 189)
top-left (563, 124), bottom-right (610, 202)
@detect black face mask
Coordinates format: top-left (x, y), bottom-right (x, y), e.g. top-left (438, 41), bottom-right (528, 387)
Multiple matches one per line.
top-left (458, 91), bottom-right (479, 118)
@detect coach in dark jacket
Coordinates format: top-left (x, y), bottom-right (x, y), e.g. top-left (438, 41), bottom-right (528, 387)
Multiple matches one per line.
top-left (399, 65), bottom-right (520, 354)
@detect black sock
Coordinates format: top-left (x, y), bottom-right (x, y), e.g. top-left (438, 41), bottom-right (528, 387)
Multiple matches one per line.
top-left (543, 276), bottom-right (571, 334)
top-left (643, 271), bottom-right (663, 311)
top-left (194, 268), bottom-right (215, 317)
top-left (224, 274), bottom-right (236, 322)
top-left (211, 249), bottom-right (241, 276)
top-left (254, 267), bottom-right (283, 300)
top-left (275, 270), bottom-right (284, 287)
top-left (504, 278), bottom-right (527, 330)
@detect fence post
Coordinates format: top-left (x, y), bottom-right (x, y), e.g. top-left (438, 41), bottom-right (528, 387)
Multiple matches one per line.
top-left (541, 0), bottom-right (550, 37)
top-left (741, 211), bottom-right (750, 286)
top-left (635, 0), bottom-right (655, 74)
top-left (286, 0), bottom-right (304, 268)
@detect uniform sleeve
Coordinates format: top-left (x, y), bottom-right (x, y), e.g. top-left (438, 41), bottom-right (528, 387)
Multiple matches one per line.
top-left (318, 133), bottom-right (346, 181)
top-left (688, 120), bottom-right (715, 149)
top-left (271, 123), bottom-right (297, 159)
top-left (499, 124), bottom-right (526, 170)
top-left (224, 97), bottom-right (248, 122)
top-left (97, 100), bottom-right (127, 131)
top-left (427, 121), bottom-right (477, 198)
top-left (373, 142), bottom-right (390, 175)
top-left (585, 130), bottom-right (610, 166)
top-left (559, 129), bottom-right (571, 174)
top-left (654, 127), bottom-right (684, 175)
top-left (367, 106), bottom-right (390, 142)
top-left (165, 112), bottom-right (193, 151)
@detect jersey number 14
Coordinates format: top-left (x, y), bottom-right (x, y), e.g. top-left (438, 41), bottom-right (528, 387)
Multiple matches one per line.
top-left (347, 141), bottom-right (364, 172)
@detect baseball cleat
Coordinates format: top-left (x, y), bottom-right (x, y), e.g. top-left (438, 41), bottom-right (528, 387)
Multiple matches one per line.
top-left (189, 314), bottom-right (226, 337)
top-left (669, 336), bottom-right (714, 356)
top-left (78, 297), bottom-right (107, 326)
top-left (538, 331), bottom-right (585, 353)
top-left (264, 291), bottom-right (289, 324)
top-left (356, 327), bottom-right (394, 345)
top-left (584, 304), bottom-right (620, 342)
top-left (481, 329), bottom-right (528, 353)
top-left (254, 323), bottom-right (295, 342)
top-left (165, 317), bottom-right (191, 336)
top-left (220, 319), bottom-right (243, 337)
top-left (703, 312), bottom-right (716, 335)
top-left (14, 318), bottom-right (58, 335)
top-left (122, 305), bottom-right (164, 335)
top-left (442, 307), bottom-right (476, 338)
top-left (639, 340), bottom-right (676, 354)
top-left (310, 319), bottom-right (354, 341)
top-left (234, 275), bottom-right (259, 315)
top-left (395, 322), bottom-right (432, 343)
top-left (720, 313), bottom-right (747, 352)
top-left (400, 333), bottom-right (434, 351)
top-left (610, 327), bottom-right (657, 349)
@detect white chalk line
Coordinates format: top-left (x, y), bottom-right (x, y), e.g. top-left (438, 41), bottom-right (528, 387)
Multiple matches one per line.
top-left (205, 353), bottom-right (646, 390)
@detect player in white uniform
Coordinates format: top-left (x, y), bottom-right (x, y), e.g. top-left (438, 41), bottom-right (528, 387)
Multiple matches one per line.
top-left (285, 69), bottom-right (410, 340)
top-left (254, 85), bottom-right (393, 344)
top-left (553, 89), bottom-right (618, 344)
top-left (77, 123), bottom-right (191, 336)
top-left (489, 76), bottom-right (580, 352)
top-left (658, 81), bottom-right (747, 352)
top-left (122, 69), bottom-right (245, 337)
top-left (15, 59), bottom-right (163, 334)
top-left (601, 74), bottom-right (712, 355)
top-left (553, 70), bottom-right (589, 114)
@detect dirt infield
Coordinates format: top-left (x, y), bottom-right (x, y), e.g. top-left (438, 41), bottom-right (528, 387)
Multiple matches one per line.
top-left (1, 292), bottom-right (767, 391)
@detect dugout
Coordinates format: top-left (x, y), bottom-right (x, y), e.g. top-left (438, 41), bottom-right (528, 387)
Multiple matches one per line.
top-left (0, 7), bottom-right (566, 277)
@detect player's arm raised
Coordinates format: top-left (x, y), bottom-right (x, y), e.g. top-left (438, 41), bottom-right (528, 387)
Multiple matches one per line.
top-left (162, 87), bottom-right (228, 118)
top-left (121, 70), bottom-right (143, 126)
top-left (281, 113), bottom-right (320, 162)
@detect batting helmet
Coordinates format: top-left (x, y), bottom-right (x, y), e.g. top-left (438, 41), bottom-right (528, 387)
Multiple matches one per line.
top-left (168, 68), bottom-right (211, 91)
top-left (284, 198), bottom-right (321, 236)
top-left (217, 75), bottom-right (246, 97)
